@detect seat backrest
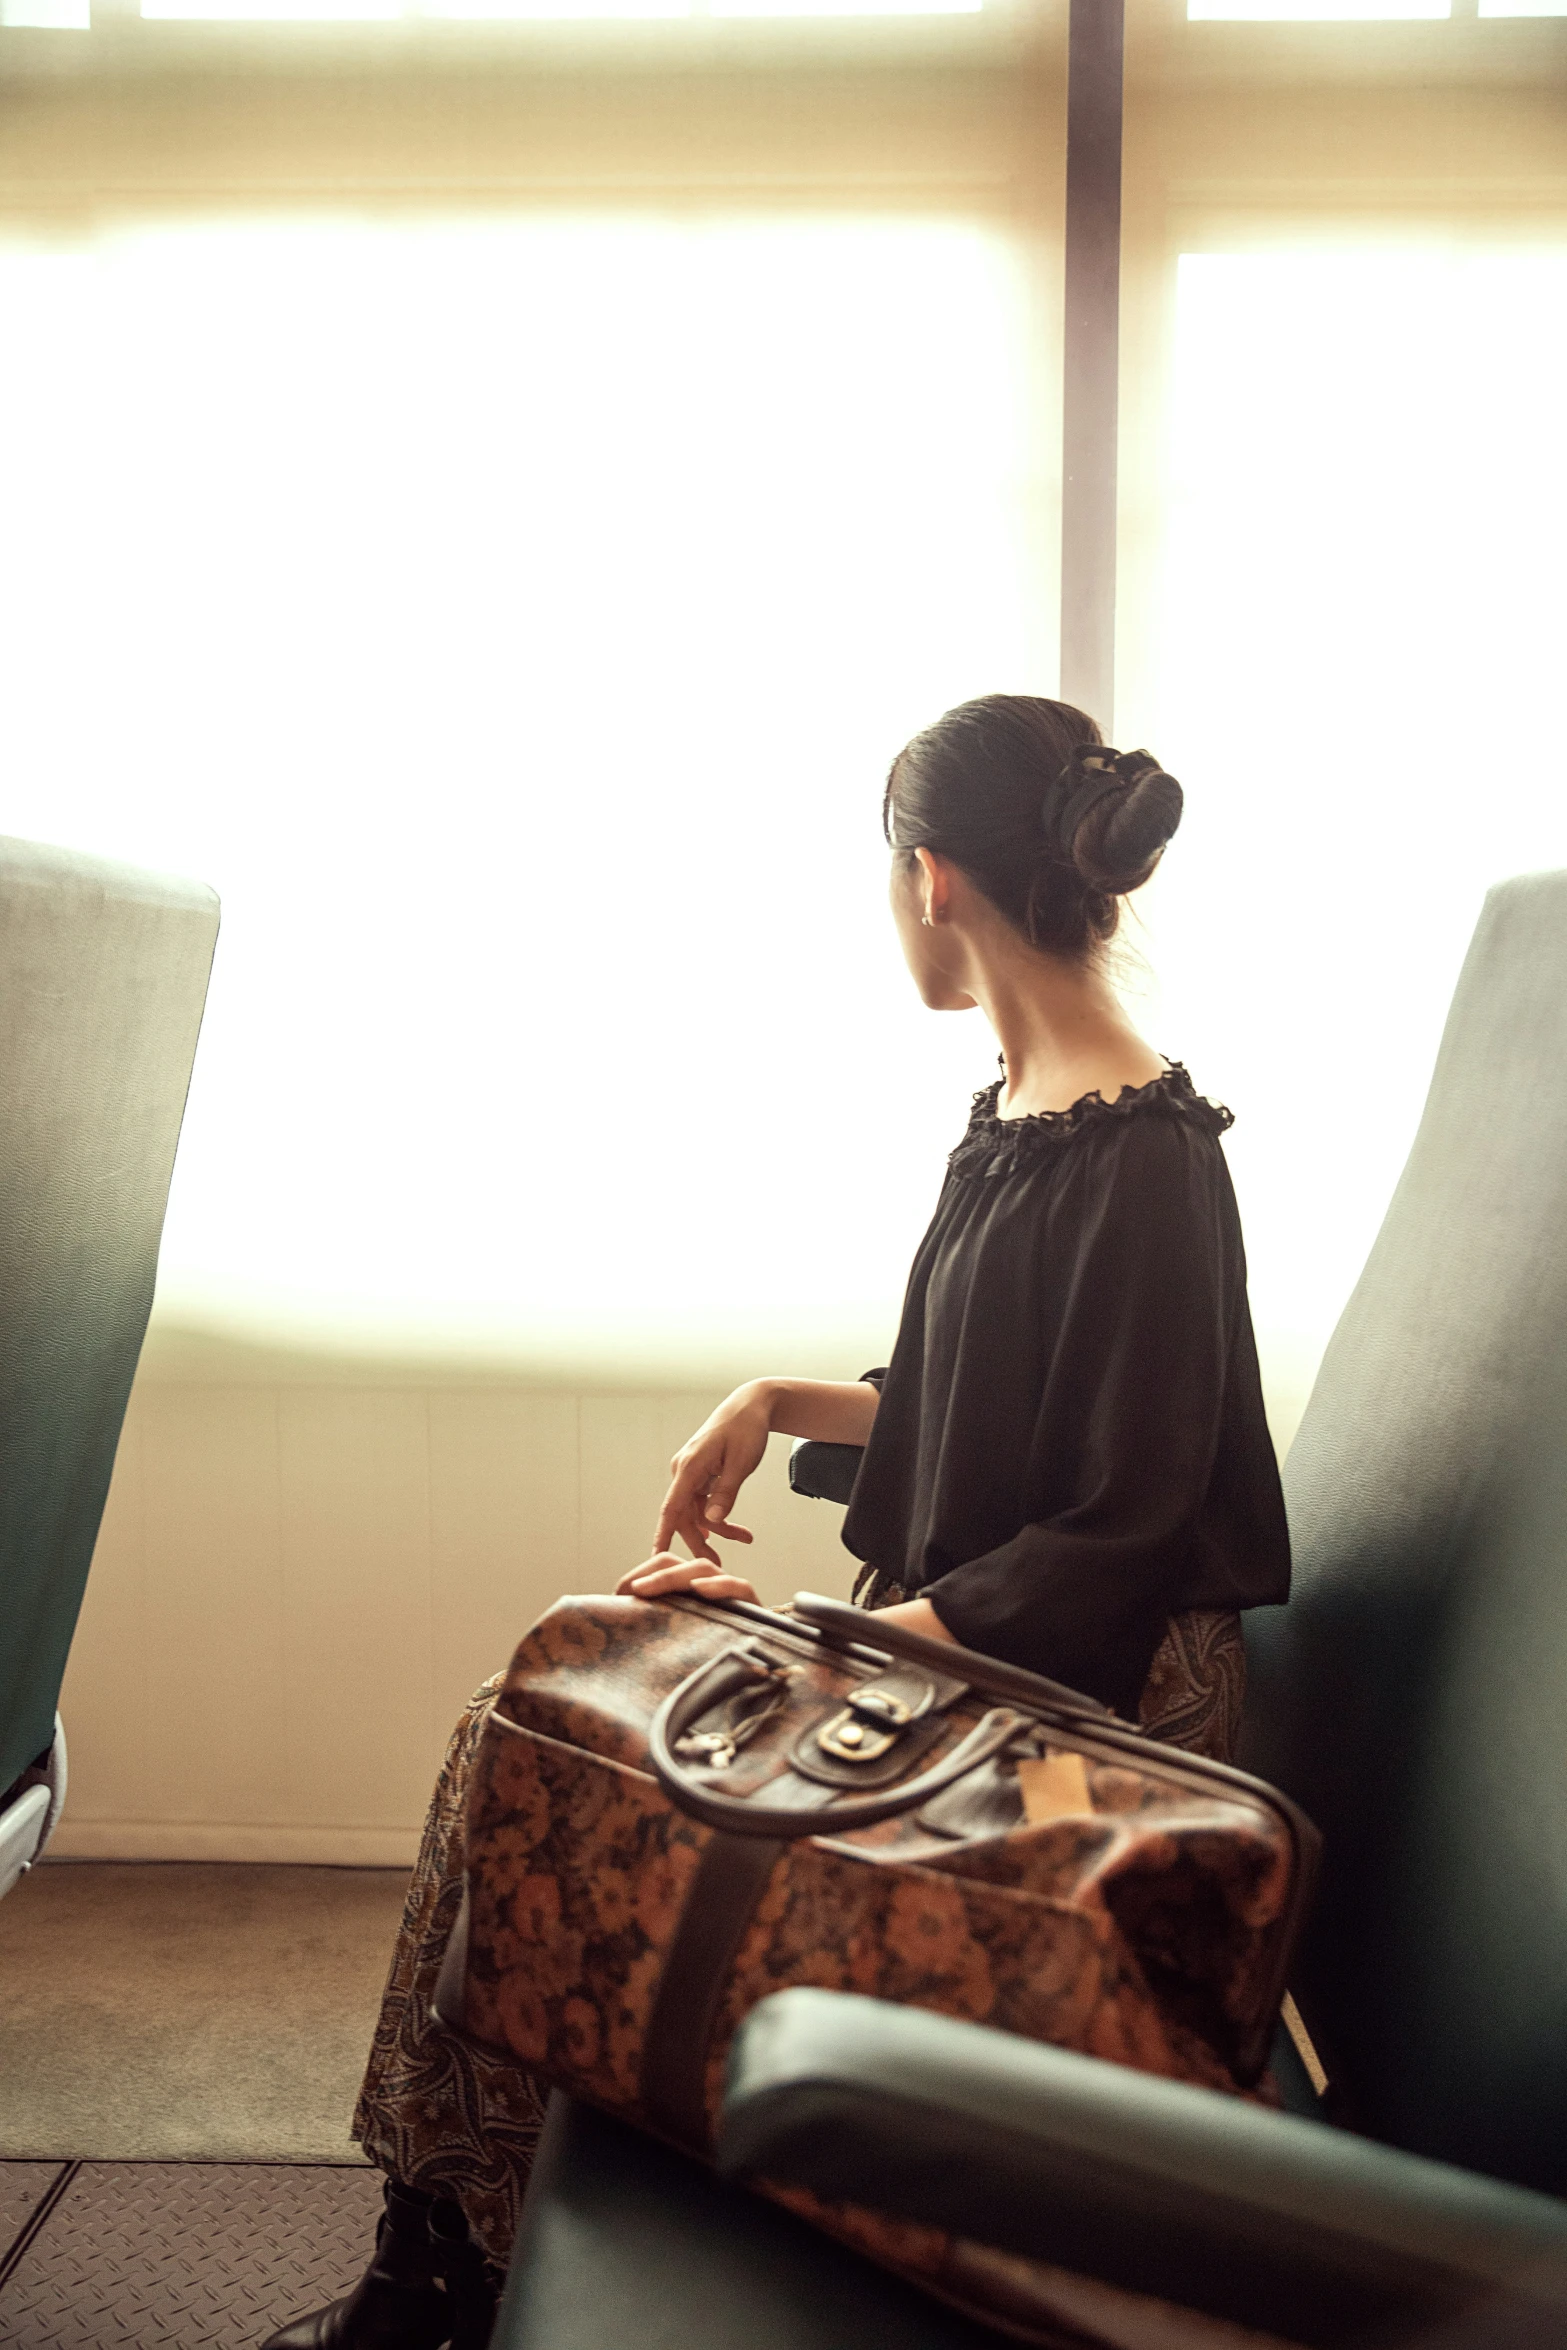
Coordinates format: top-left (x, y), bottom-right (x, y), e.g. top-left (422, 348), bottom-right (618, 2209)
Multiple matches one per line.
top-left (1241, 870), bottom-right (1567, 2193)
top-left (0, 838), bottom-right (219, 1796)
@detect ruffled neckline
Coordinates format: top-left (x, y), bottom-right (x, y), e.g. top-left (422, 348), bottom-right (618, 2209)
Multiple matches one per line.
top-left (948, 1061), bottom-right (1232, 1179)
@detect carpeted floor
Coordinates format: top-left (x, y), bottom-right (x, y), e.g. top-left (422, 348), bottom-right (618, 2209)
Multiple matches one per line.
top-left (0, 1863), bottom-right (411, 2163)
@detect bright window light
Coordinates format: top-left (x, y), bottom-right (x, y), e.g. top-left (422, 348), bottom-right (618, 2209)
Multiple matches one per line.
top-left (1190, 0), bottom-right (1446, 17)
top-left (1, 0), bottom-right (90, 23)
top-left (715, 0), bottom-right (979, 16)
top-left (1149, 248), bottom-right (1567, 1442)
top-left (136, 0), bottom-right (975, 14)
top-left (142, 0), bottom-right (395, 16)
top-left (0, 213), bottom-right (1043, 1379)
top-left (424, 0), bottom-right (687, 16)
top-left (134, 0), bottom-right (975, 16)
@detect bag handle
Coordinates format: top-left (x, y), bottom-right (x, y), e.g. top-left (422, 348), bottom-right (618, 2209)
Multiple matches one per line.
top-left (649, 1644), bottom-right (1028, 1837)
top-left (789, 1592), bottom-right (1112, 1722)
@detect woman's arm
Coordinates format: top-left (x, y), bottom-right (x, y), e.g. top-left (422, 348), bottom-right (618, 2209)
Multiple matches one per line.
top-left (621, 1381), bottom-right (957, 1642)
top-left (647, 1377), bottom-right (879, 1567)
top-left (917, 1119), bottom-right (1241, 1707)
top-left (762, 1378), bottom-right (881, 1447)
top-left (862, 1596), bottom-right (957, 1645)
top-left (616, 1375), bottom-right (880, 1609)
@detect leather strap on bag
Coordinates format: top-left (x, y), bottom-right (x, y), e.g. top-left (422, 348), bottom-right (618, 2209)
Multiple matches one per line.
top-left (640, 1828), bottom-right (786, 2151)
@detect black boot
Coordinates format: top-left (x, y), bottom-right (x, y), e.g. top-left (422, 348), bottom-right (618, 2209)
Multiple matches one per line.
top-left (259, 2180), bottom-right (479, 2350)
top-left (428, 2202), bottom-right (501, 2350)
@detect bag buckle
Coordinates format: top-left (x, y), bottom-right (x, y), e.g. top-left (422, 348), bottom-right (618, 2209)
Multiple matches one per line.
top-left (816, 1670), bottom-right (935, 1765)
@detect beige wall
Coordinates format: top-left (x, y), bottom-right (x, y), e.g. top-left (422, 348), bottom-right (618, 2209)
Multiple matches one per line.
top-left (54, 1375), bottom-right (860, 1864)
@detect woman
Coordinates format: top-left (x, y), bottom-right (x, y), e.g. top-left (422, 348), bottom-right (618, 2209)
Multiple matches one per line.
top-left (260, 695), bottom-right (1289, 2350)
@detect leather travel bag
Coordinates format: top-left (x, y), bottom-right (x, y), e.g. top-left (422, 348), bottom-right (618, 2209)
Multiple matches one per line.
top-left (438, 1588), bottom-right (1320, 2145)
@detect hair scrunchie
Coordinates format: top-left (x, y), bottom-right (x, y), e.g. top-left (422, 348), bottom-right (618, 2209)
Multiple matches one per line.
top-left (1049, 744), bottom-right (1179, 860)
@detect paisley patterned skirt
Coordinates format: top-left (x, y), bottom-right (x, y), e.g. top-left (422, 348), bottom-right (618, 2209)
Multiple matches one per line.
top-left (352, 1603), bottom-right (1246, 2269)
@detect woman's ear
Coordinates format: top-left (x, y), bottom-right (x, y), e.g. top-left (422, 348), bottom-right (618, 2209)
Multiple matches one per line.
top-left (914, 846), bottom-right (951, 926)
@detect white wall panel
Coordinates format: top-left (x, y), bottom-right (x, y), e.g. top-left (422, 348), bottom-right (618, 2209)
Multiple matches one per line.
top-left (51, 1379), bottom-right (863, 1863)
top-left (427, 1390), bottom-right (581, 1728)
top-left (140, 1386), bottom-right (287, 1832)
top-left (278, 1391), bottom-right (438, 1838)
top-left (577, 1391), bottom-right (720, 1588)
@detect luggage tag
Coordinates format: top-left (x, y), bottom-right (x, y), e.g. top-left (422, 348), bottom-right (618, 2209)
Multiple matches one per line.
top-left (1015, 1749), bottom-right (1094, 1822)
top-left (915, 1738), bottom-right (1095, 1838)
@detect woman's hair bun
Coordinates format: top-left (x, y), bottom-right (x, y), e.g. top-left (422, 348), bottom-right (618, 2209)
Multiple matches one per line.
top-left (883, 695), bottom-right (1185, 961)
top-left (1053, 745), bottom-right (1182, 894)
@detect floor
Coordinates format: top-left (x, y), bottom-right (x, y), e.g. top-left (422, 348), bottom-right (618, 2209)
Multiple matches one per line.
top-left (0, 1862), bottom-right (413, 2346)
top-left (0, 1862), bottom-right (410, 2162)
top-left (0, 2161), bottom-right (386, 2348)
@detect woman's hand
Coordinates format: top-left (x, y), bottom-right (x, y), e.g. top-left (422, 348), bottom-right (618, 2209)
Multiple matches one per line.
top-left (615, 1553), bottom-right (760, 1606)
top-left (651, 1381), bottom-right (775, 1567)
top-left (649, 1376), bottom-right (881, 1569)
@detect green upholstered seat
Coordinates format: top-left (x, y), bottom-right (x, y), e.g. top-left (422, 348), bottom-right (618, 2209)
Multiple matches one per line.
top-left (0, 838), bottom-right (218, 1874)
top-left (496, 2095), bottom-right (999, 2350)
top-left (1242, 868), bottom-right (1567, 2193)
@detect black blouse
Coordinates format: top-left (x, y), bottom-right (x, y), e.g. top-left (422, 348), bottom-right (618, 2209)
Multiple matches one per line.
top-left (841, 1065), bottom-right (1290, 1720)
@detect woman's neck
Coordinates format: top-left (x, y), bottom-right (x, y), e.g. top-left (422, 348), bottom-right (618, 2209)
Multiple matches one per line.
top-left (973, 955), bottom-right (1164, 1121)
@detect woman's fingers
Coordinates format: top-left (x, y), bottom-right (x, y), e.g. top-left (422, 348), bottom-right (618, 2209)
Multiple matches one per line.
top-left (671, 1501), bottom-right (752, 1561)
top-left (654, 1400), bottom-right (770, 1562)
top-left (697, 1486), bottom-right (754, 1542)
top-left (655, 1491), bottom-right (727, 1561)
top-left (616, 1553), bottom-right (759, 1606)
top-left (655, 1478), bottom-right (750, 1559)
top-left (678, 1482), bottom-right (754, 1552)
top-left (654, 1441), bottom-right (724, 1556)
top-left (615, 1551), bottom-right (685, 1594)
top-left (615, 1552), bottom-right (710, 1595)
top-left (673, 1517), bottom-right (722, 1569)
top-left (684, 1571), bottom-right (761, 1602)
top-left (647, 1392), bottom-right (772, 1572)
top-left (651, 1501), bottom-right (682, 1555)
top-left (700, 1513), bottom-right (753, 1545)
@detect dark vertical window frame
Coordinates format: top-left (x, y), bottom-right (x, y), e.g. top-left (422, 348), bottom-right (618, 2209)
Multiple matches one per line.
top-left (1060, 0), bottom-right (1125, 729)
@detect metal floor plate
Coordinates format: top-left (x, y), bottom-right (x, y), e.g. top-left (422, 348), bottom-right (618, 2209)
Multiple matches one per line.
top-left (0, 2160), bottom-right (385, 2347)
top-left (1, 2164), bottom-right (64, 2267)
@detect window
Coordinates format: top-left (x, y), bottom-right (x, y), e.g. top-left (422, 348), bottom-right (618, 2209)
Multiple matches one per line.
top-left (1151, 248), bottom-right (1567, 1432)
top-left (0, 211), bottom-right (1045, 1373)
top-left (1, 0), bottom-right (90, 25)
top-left (135, 0), bottom-right (981, 20)
top-left (1191, 0), bottom-right (1567, 20)
top-left (1190, 0), bottom-right (1447, 20)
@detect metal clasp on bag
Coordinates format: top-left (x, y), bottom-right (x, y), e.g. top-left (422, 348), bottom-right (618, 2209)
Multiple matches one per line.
top-left (816, 1671), bottom-right (935, 1766)
top-left (674, 1644), bottom-right (792, 1773)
